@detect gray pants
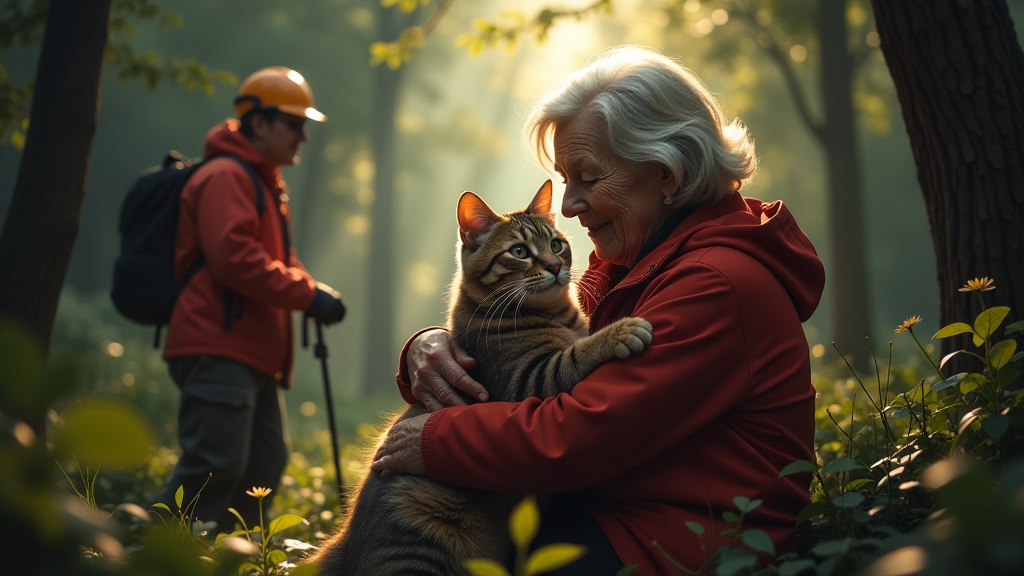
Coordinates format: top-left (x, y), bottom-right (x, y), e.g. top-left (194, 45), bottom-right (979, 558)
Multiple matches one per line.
top-left (155, 355), bottom-right (289, 532)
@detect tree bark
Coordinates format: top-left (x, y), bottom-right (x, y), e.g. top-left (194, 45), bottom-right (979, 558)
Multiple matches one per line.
top-left (366, 6), bottom-right (406, 394)
top-left (869, 0), bottom-right (1024, 363)
top-left (819, 0), bottom-right (873, 367)
top-left (0, 0), bottom-right (112, 430)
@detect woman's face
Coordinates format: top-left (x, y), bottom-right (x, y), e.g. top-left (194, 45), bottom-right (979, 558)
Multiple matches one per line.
top-left (554, 111), bottom-right (677, 267)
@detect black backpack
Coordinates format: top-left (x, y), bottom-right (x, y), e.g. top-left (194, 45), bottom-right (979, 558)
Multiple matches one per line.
top-left (111, 151), bottom-right (263, 346)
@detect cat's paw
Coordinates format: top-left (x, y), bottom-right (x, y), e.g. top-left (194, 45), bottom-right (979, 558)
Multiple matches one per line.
top-left (606, 317), bottom-right (654, 358)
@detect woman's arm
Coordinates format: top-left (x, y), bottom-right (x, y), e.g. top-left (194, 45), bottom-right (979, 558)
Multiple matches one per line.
top-left (375, 264), bottom-right (756, 491)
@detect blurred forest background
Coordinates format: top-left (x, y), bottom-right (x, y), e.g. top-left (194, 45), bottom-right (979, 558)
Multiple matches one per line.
top-left (2, 0), bottom-right (1024, 440)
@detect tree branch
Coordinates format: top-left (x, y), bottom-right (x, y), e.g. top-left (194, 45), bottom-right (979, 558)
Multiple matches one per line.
top-left (732, 4), bottom-right (826, 143)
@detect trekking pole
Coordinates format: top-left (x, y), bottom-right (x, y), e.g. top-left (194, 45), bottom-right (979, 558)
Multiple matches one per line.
top-left (304, 317), bottom-right (345, 507)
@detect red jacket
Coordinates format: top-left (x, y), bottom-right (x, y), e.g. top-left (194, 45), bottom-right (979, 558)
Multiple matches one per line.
top-left (163, 119), bottom-right (317, 387)
top-left (397, 193), bottom-right (824, 573)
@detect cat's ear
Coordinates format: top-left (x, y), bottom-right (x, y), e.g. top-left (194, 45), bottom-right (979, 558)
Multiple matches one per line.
top-left (457, 191), bottom-right (501, 250)
top-left (527, 180), bottom-right (556, 227)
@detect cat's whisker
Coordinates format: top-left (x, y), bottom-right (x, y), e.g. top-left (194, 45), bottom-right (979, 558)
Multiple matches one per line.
top-left (467, 281), bottom-right (524, 342)
top-left (478, 282), bottom-right (530, 352)
top-left (489, 284), bottom-right (531, 349)
top-left (572, 281), bottom-right (600, 304)
top-left (475, 280), bottom-right (528, 348)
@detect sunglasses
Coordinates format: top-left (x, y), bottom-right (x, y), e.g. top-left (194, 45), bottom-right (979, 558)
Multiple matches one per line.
top-left (276, 116), bottom-right (307, 133)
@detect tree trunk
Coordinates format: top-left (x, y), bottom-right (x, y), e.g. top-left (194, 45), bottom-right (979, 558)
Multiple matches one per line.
top-left (0, 0), bottom-right (112, 431)
top-left (869, 0), bottom-right (1024, 364)
top-left (365, 6), bottom-right (406, 394)
top-left (819, 0), bottom-right (873, 367)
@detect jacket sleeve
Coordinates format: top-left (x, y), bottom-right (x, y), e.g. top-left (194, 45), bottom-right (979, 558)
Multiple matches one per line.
top-left (194, 163), bottom-right (317, 310)
top-left (394, 326), bottom-right (451, 405)
top-left (421, 262), bottom-right (753, 493)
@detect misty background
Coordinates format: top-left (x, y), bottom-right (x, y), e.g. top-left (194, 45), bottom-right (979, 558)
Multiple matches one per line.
top-left (2, 0), bottom-right (1022, 422)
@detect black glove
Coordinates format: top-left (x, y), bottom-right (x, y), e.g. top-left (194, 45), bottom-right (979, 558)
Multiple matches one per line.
top-left (306, 283), bottom-right (346, 325)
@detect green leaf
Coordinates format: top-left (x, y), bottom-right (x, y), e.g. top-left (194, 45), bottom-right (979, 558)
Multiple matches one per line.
top-left (779, 460), bottom-right (817, 477)
top-left (741, 529), bottom-right (775, 555)
top-left (731, 496), bottom-right (761, 513)
top-left (795, 501), bottom-right (830, 525)
top-left (940, 350), bottom-right (963, 370)
top-left (778, 559), bottom-right (817, 576)
top-left (832, 492), bottom-right (865, 508)
top-left (152, 502), bottom-right (171, 513)
top-left (811, 537), bottom-right (853, 557)
top-left (722, 510), bottom-right (740, 523)
top-left (615, 566), bottom-right (641, 576)
top-left (509, 495), bottom-right (540, 550)
top-left (845, 478), bottom-right (874, 491)
top-left (716, 548), bottom-right (757, 576)
top-left (931, 372), bottom-right (967, 392)
top-left (982, 414), bottom-right (1009, 441)
top-left (822, 458), bottom-right (863, 475)
top-left (684, 521), bottom-right (705, 536)
top-left (525, 544), bottom-right (587, 575)
top-left (268, 549), bottom-right (287, 566)
top-left (975, 307), bottom-right (1011, 340)
top-left (288, 565), bottom-right (320, 576)
top-left (960, 373), bottom-right (987, 395)
top-left (57, 397), bottom-right (157, 469)
top-left (1006, 320), bottom-right (1024, 335)
top-left (175, 486), bottom-right (184, 510)
top-left (464, 558), bottom-right (511, 576)
top-left (998, 365), bottom-right (1022, 389)
top-left (989, 340), bottom-right (1017, 370)
top-left (267, 514), bottom-right (307, 539)
top-left (238, 563), bottom-right (262, 574)
top-left (933, 322), bottom-right (974, 339)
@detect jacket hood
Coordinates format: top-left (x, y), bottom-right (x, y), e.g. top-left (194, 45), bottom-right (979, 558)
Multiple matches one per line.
top-left (202, 119), bottom-right (284, 191)
top-left (620, 193), bottom-right (825, 322)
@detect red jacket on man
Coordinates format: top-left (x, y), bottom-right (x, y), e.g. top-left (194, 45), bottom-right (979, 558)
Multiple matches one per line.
top-left (397, 192), bottom-right (825, 573)
top-left (164, 119), bottom-right (317, 387)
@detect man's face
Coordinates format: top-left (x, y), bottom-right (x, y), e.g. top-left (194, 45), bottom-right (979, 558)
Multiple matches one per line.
top-left (253, 112), bottom-right (308, 167)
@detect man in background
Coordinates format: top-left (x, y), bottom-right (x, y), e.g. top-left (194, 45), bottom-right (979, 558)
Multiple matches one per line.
top-left (156, 66), bottom-right (346, 530)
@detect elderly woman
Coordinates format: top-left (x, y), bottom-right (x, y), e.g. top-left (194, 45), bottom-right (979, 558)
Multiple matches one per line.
top-left (372, 46), bottom-right (825, 574)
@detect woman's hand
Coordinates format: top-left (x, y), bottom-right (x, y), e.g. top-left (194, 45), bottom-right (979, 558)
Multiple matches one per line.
top-left (407, 329), bottom-right (488, 411)
top-left (371, 413), bottom-right (430, 477)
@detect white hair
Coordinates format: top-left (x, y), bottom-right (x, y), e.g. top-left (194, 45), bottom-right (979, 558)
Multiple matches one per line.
top-left (523, 46), bottom-right (757, 207)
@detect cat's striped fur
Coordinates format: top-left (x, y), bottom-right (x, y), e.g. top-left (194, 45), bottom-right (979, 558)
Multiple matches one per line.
top-left (310, 181), bottom-right (653, 575)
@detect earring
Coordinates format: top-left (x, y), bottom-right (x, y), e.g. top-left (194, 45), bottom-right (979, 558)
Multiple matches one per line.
top-left (663, 195), bottom-right (673, 205)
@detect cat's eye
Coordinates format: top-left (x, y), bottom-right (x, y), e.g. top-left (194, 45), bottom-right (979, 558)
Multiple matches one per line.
top-left (550, 239), bottom-right (564, 254)
top-left (508, 245), bottom-right (529, 259)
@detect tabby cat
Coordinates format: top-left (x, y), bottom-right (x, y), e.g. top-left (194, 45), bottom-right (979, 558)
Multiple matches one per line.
top-left (310, 180), bottom-right (653, 575)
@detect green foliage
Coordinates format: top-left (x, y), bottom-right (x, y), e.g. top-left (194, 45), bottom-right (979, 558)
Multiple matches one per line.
top-left (8, 279), bottom-right (1021, 575)
top-left (464, 495), bottom-right (587, 576)
top-left (0, 0), bottom-right (235, 149)
top-left (213, 488), bottom-right (312, 576)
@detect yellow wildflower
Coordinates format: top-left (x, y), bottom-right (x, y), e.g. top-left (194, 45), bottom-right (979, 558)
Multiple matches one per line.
top-left (894, 316), bottom-right (922, 334)
top-left (246, 486), bottom-right (272, 498)
top-left (958, 277), bottom-right (995, 292)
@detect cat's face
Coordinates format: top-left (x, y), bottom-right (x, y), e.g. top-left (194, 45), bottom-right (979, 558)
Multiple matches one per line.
top-left (456, 181), bottom-right (574, 307)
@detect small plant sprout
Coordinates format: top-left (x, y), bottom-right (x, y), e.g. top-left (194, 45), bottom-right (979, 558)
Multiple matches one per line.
top-left (463, 495), bottom-right (587, 576)
top-left (150, 474), bottom-right (215, 547)
top-left (218, 486), bottom-right (310, 575)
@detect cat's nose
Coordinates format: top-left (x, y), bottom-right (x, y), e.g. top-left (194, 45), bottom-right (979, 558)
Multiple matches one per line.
top-left (545, 262), bottom-right (561, 275)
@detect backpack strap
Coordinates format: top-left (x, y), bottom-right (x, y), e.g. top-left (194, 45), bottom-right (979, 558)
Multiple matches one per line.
top-left (202, 155), bottom-right (264, 331)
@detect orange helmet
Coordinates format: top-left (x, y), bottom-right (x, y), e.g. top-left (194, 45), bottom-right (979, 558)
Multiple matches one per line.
top-left (234, 66), bottom-right (327, 122)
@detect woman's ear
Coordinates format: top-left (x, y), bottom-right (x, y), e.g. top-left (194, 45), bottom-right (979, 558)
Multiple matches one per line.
top-left (457, 192), bottom-right (501, 250)
top-left (659, 166), bottom-right (682, 198)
